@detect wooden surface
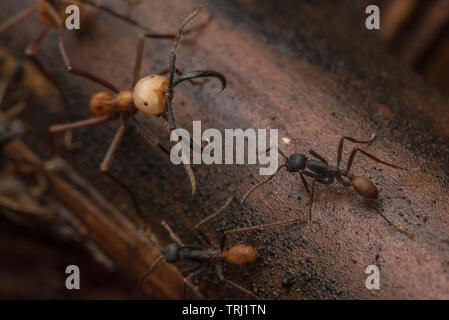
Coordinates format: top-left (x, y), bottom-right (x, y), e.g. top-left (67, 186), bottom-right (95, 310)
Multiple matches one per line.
top-left (1, 0), bottom-right (449, 299)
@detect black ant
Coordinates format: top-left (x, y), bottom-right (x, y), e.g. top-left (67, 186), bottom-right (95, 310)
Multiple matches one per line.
top-left (48, 6), bottom-right (226, 213)
top-left (242, 133), bottom-right (415, 238)
top-left (0, 0), bottom-right (154, 107)
top-left (140, 193), bottom-right (306, 299)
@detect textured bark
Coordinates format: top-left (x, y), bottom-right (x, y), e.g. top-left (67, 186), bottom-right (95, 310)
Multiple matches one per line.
top-left (1, 0), bottom-right (449, 299)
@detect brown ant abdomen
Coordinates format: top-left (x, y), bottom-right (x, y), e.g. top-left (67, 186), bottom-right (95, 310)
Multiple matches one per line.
top-left (225, 244), bottom-right (258, 264)
top-left (89, 92), bottom-right (116, 117)
top-left (349, 175), bottom-right (379, 199)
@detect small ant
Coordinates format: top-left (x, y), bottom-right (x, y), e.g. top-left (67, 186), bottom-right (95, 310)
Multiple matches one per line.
top-left (140, 193), bottom-right (306, 299)
top-left (242, 133), bottom-right (415, 238)
top-left (0, 0), bottom-right (150, 107)
top-left (48, 7), bottom-right (226, 212)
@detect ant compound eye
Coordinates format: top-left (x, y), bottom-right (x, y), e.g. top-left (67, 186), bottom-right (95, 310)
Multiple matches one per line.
top-left (133, 75), bottom-right (169, 115)
top-left (163, 243), bottom-right (181, 262)
top-left (287, 154), bottom-right (307, 172)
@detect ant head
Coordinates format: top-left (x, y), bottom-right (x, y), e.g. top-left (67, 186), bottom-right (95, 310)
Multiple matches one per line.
top-left (349, 175), bottom-right (378, 199)
top-left (89, 92), bottom-right (116, 116)
top-left (163, 243), bottom-right (181, 263)
top-left (287, 153), bottom-right (307, 172)
top-left (133, 75), bottom-right (169, 116)
top-left (225, 244), bottom-right (258, 265)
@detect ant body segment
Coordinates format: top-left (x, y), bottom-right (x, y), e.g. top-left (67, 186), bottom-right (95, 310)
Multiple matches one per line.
top-left (242, 133), bottom-right (414, 238)
top-left (48, 7), bottom-right (225, 212)
top-left (0, 0), bottom-right (149, 107)
top-left (141, 193), bottom-right (306, 299)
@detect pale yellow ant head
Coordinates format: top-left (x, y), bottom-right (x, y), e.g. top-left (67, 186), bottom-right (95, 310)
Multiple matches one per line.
top-left (133, 75), bottom-right (169, 115)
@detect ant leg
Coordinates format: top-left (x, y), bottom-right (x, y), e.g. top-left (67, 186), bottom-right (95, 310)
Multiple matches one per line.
top-left (0, 5), bottom-right (38, 35)
top-left (377, 211), bottom-right (415, 239)
top-left (195, 192), bottom-right (235, 246)
top-left (58, 29), bottom-right (119, 93)
top-left (25, 26), bottom-right (50, 56)
top-left (131, 116), bottom-right (169, 154)
top-left (307, 180), bottom-right (316, 221)
top-left (220, 218), bottom-right (306, 252)
top-left (301, 171), bottom-right (334, 221)
top-left (309, 149), bottom-right (328, 164)
top-left (131, 33), bottom-right (179, 89)
top-left (182, 265), bottom-right (205, 299)
top-left (299, 172), bottom-right (310, 193)
top-left (241, 164), bottom-right (287, 203)
top-left (49, 115), bottom-right (112, 134)
top-left (25, 27), bottom-right (71, 109)
top-left (337, 133), bottom-right (376, 168)
top-left (215, 263), bottom-right (259, 299)
top-left (131, 34), bottom-right (146, 89)
top-left (49, 115), bottom-right (112, 152)
top-left (165, 6), bottom-right (203, 130)
top-left (346, 148), bottom-right (406, 173)
top-left (100, 122), bottom-right (142, 215)
top-left (140, 255), bottom-right (164, 293)
top-left (132, 116), bottom-right (197, 196)
top-left (79, 0), bottom-right (150, 31)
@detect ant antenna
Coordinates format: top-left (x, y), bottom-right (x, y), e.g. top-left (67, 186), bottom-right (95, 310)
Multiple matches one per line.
top-left (260, 145), bottom-right (288, 160)
top-left (170, 6), bottom-right (202, 56)
top-left (241, 164), bottom-right (287, 203)
top-left (161, 220), bottom-right (185, 247)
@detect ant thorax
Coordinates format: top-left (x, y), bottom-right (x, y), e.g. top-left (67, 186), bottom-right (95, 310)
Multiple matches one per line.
top-left (133, 75), bottom-right (169, 116)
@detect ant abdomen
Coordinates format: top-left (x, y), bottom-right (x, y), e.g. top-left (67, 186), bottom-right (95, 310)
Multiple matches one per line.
top-left (89, 92), bottom-right (116, 116)
top-left (349, 175), bottom-right (379, 199)
top-left (225, 244), bottom-right (258, 264)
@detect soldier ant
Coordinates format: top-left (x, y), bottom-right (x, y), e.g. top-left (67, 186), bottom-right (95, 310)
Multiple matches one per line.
top-left (48, 6), bottom-right (226, 212)
top-left (140, 193), bottom-right (306, 299)
top-left (0, 0), bottom-right (152, 107)
top-left (242, 133), bottom-right (415, 238)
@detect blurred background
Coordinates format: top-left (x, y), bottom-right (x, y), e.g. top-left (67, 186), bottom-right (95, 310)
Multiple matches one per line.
top-left (349, 0), bottom-right (449, 95)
